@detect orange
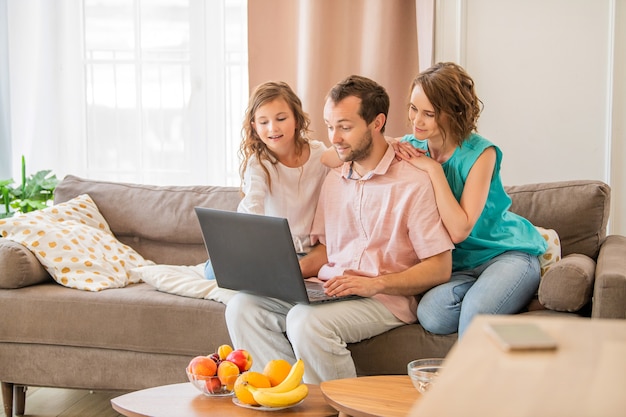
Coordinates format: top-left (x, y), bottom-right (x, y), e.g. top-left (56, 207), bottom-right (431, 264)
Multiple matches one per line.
top-left (234, 371), bottom-right (271, 405)
top-left (188, 356), bottom-right (217, 377)
top-left (217, 360), bottom-right (240, 390)
top-left (262, 359), bottom-right (292, 387)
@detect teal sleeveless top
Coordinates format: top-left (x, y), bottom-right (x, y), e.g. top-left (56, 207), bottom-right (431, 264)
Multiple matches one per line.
top-left (401, 133), bottom-right (547, 271)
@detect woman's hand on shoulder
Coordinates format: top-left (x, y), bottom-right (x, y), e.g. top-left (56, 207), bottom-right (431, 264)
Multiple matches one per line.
top-left (390, 137), bottom-right (427, 161)
top-left (395, 144), bottom-right (433, 173)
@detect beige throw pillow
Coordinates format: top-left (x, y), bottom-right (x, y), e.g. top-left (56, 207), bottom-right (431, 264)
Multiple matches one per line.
top-left (0, 194), bottom-right (153, 291)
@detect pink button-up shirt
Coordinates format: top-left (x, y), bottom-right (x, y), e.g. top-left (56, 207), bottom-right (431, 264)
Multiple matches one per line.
top-left (311, 145), bottom-right (454, 323)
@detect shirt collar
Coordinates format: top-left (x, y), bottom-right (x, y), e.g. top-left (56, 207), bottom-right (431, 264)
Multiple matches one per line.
top-left (341, 145), bottom-right (396, 180)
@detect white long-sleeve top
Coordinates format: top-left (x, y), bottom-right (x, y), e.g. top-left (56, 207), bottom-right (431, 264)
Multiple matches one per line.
top-left (237, 140), bottom-right (329, 254)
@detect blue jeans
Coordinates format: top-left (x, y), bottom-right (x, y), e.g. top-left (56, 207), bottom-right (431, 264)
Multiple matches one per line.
top-left (204, 260), bottom-right (216, 280)
top-left (417, 251), bottom-right (541, 337)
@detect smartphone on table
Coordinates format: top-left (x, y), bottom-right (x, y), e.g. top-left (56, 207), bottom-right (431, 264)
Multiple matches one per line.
top-left (485, 322), bottom-right (558, 351)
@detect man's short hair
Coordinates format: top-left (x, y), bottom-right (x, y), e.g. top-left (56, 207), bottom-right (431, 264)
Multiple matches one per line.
top-left (327, 75), bottom-right (390, 133)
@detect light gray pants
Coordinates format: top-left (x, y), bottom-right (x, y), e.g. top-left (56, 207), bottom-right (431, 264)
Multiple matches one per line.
top-left (224, 292), bottom-right (404, 384)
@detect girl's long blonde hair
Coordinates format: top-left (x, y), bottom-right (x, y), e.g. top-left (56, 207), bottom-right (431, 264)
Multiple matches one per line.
top-left (239, 81), bottom-right (312, 192)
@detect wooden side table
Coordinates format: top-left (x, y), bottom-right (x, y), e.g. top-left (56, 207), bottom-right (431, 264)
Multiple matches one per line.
top-left (111, 382), bottom-right (338, 417)
top-left (410, 315), bottom-right (626, 416)
top-left (320, 375), bottom-right (421, 417)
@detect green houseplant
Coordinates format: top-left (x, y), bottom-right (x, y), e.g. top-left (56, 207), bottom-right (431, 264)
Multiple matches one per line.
top-left (0, 156), bottom-right (59, 219)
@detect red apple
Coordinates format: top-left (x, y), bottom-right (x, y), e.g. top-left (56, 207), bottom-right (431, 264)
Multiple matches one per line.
top-left (225, 349), bottom-right (253, 372)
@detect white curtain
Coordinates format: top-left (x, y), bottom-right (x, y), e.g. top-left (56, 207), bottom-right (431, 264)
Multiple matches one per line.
top-left (3, 0), bottom-right (248, 186)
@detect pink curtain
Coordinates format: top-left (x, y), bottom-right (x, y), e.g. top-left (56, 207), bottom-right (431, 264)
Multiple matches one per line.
top-left (247, 0), bottom-right (434, 143)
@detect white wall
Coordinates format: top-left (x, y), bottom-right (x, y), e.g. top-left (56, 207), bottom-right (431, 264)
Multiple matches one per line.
top-left (434, 0), bottom-right (626, 235)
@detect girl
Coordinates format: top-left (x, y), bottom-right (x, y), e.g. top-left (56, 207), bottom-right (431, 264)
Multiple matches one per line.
top-left (395, 62), bottom-right (547, 336)
top-left (206, 81), bottom-right (328, 279)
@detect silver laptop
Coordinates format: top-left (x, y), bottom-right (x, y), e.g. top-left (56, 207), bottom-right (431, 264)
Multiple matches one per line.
top-left (194, 207), bottom-right (358, 304)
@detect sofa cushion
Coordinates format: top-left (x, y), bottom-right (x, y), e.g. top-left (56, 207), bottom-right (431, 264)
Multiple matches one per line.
top-left (506, 180), bottom-right (610, 259)
top-left (538, 254), bottom-right (596, 312)
top-left (0, 238), bottom-right (51, 288)
top-left (0, 194), bottom-right (152, 291)
top-left (53, 175), bottom-right (242, 265)
top-left (0, 282), bottom-right (231, 356)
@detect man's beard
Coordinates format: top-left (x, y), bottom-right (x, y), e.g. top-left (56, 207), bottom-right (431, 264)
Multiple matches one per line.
top-left (339, 129), bottom-right (373, 163)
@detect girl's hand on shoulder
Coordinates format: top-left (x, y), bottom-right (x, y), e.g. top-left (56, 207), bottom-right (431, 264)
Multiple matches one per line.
top-left (321, 146), bottom-right (342, 168)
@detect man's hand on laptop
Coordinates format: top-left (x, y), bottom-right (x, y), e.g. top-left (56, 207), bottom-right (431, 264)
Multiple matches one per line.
top-left (323, 272), bottom-right (382, 298)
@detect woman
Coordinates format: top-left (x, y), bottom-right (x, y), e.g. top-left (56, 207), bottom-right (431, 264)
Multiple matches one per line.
top-left (394, 62), bottom-right (547, 336)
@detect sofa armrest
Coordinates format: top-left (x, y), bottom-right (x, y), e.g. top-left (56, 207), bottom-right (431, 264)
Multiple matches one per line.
top-left (592, 235), bottom-right (626, 319)
top-left (538, 254), bottom-right (595, 313)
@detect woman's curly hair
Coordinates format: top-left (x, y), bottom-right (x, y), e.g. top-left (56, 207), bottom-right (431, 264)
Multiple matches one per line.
top-left (408, 62), bottom-right (483, 147)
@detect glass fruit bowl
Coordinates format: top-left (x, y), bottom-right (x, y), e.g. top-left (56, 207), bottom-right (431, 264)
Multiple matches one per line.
top-left (407, 358), bottom-right (444, 393)
top-left (186, 367), bottom-right (235, 397)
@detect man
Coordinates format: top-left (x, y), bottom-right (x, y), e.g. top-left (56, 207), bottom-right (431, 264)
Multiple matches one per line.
top-left (225, 75), bottom-right (453, 384)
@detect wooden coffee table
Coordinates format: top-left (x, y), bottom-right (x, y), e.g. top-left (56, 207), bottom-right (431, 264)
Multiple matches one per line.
top-left (320, 375), bottom-right (421, 417)
top-left (111, 382), bottom-right (338, 416)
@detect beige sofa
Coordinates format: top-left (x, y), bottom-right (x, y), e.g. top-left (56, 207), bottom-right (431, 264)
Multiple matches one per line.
top-left (1, 175), bottom-right (625, 417)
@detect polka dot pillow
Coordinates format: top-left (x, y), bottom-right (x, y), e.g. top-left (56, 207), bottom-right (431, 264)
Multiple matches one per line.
top-left (0, 194), bottom-right (154, 291)
top-left (536, 226), bottom-right (561, 276)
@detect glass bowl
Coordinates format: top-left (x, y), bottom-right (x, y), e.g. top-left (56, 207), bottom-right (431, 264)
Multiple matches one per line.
top-left (186, 367), bottom-right (235, 397)
top-left (407, 358), bottom-right (444, 393)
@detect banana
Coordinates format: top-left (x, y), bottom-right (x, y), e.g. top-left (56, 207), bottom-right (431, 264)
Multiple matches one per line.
top-left (254, 358), bottom-right (305, 394)
top-left (248, 383), bottom-right (308, 408)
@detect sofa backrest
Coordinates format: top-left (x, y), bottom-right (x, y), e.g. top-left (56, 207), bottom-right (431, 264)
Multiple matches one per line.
top-left (54, 176), bottom-right (611, 265)
top-left (505, 180), bottom-right (610, 259)
top-left (54, 175), bottom-right (242, 265)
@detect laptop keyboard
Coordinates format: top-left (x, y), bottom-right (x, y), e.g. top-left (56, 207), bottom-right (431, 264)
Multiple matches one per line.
top-left (307, 287), bottom-right (328, 300)
top-left (305, 281), bottom-right (332, 301)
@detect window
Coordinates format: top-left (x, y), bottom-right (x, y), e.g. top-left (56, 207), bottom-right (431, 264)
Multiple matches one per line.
top-left (82, 0), bottom-right (247, 186)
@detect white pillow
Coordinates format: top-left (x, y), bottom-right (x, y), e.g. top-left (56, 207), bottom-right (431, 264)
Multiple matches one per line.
top-left (0, 194), bottom-right (153, 291)
top-left (130, 263), bottom-right (236, 304)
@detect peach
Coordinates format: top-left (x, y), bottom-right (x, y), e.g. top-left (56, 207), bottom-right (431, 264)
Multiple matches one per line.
top-left (217, 360), bottom-right (240, 390)
top-left (188, 355), bottom-right (217, 377)
top-left (205, 377), bottom-right (222, 394)
top-left (217, 344), bottom-right (233, 361)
